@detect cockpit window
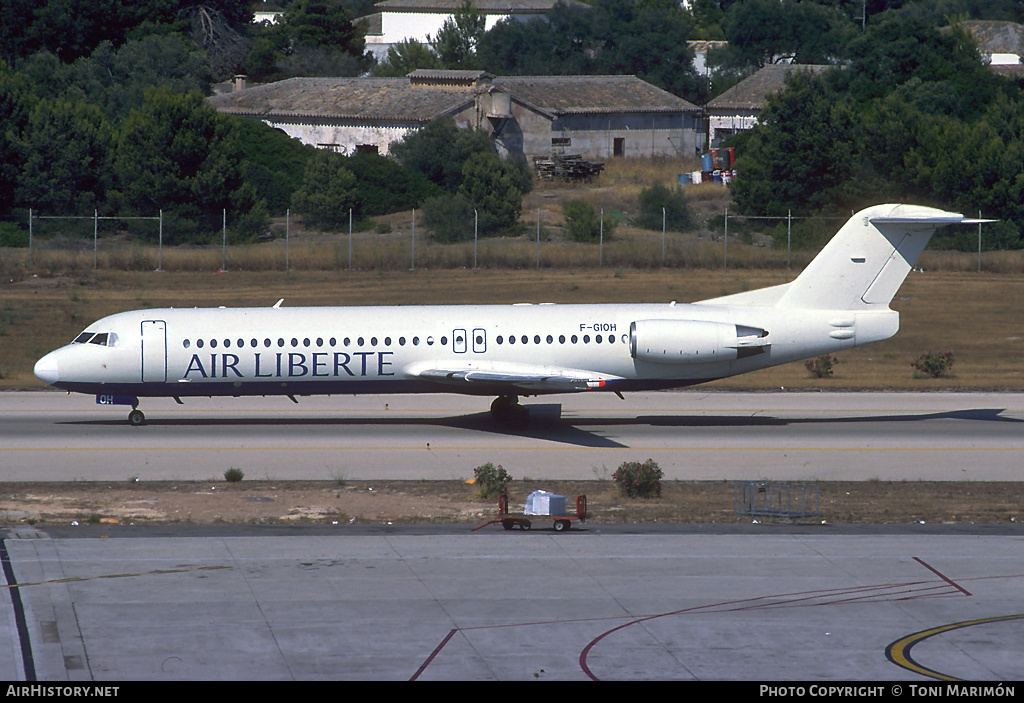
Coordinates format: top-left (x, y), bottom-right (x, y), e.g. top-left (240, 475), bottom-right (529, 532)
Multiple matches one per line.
top-left (74, 332), bottom-right (118, 346)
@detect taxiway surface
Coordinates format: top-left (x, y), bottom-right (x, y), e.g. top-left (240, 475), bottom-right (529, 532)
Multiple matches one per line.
top-left (2, 525), bottom-right (1023, 681)
top-left (2, 390), bottom-right (1022, 481)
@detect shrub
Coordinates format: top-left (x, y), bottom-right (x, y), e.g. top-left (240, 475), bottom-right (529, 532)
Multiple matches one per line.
top-left (805, 353), bottom-right (839, 378)
top-left (291, 150), bottom-right (361, 230)
top-left (422, 193), bottom-right (475, 243)
top-left (457, 151), bottom-right (527, 236)
top-left (473, 462), bottom-right (512, 499)
top-left (0, 222), bottom-right (28, 247)
top-left (912, 351), bottom-right (954, 378)
top-left (635, 182), bottom-right (691, 232)
top-left (563, 199), bottom-right (617, 243)
top-left (612, 459), bottom-right (663, 499)
top-left (224, 467), bottom-right (245, 482)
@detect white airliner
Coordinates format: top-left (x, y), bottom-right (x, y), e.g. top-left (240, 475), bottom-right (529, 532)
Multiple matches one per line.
top-left (34, 204), bottom-right (987, 427)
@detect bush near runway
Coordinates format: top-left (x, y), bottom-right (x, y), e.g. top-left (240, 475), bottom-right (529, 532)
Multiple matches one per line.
top-left (2, 268), bottom-right (1022, 390)
top-left (0, 480), bottom-right (1021, 527)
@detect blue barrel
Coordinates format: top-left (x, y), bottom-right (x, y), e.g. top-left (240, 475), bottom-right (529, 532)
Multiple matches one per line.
top-left (677, 173), bottom-right (691, 186)
top-left (701, 153), bottom-right (714, 171)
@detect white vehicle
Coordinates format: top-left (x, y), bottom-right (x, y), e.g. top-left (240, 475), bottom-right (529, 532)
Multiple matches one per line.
top-left (34, 204), bottom-right (985, 427)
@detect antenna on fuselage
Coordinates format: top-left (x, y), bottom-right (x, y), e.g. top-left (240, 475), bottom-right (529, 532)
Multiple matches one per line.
top-left (273, 299), bottom-right (284, 308)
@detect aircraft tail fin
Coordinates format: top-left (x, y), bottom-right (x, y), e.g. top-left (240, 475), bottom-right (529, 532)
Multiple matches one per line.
top-left (775, 204), bottom-right (988, 311)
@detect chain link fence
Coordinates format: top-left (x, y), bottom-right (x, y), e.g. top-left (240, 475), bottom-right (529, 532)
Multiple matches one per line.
top-left (0, 206), bottom-right (1009, 274)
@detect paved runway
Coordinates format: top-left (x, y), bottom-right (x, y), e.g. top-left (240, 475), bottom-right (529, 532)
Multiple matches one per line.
top-left (2, 390), bottom-right (1023, 481)
top-left (3, 525), bottom-right (1023, 682)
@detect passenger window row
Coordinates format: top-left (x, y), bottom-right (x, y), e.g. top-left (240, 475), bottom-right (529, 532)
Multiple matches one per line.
top-left (496, 334), bottom-right (618, 345)
top-left (179, 332), bottom-right (622, 350)
top-left (182, 336), bottom-right (437, 350)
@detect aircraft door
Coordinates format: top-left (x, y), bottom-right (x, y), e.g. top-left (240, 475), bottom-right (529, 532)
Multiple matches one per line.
top-left (141, 320), bottom-right (167, 383)
top-left (472, 328), bottom-right (486, 353)
top-left (453, 328), bottom-right (467, 353)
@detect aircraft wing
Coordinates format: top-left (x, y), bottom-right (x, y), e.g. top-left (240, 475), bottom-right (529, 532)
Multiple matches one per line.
top-left (406, 361), bottom-right (621, 392)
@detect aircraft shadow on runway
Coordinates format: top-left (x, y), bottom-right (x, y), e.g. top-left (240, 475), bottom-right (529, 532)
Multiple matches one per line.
top-left (59, 407), bottom-right (1020, 449)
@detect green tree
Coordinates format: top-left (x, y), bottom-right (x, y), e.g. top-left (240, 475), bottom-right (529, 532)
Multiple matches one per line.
top-left (0, 61), bottom-right (34, 216)
top-left (433, 0), bottom-right (486, 70)
top-left (390, 118), bottom-right (494, 192)
top-left (479, 0), bottom-right (702, 101)
top-left (15, 98), bottom-right (113, 215)
top-left (457, 151), bottom-right (526, 236)
top-left (231, 117), bottom-right (316, 215)
top-left (729, 71), bottom-right (868, 216)
top-left (343, 152), bottom-right (442, 216)
top-left (291, 149), bottom-right (360, 230)
top-left (717, 0), bottom-right (854, 70)
top-left (373, 39), bottom-right (441, 77)
top-left (251, 0), bottom-right (372, 79)
top-left (64, 34), bottom-right (213, 122)
top-left (111, 87), bottom-right (266, 242)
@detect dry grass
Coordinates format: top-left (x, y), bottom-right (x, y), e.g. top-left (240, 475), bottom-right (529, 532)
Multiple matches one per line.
top-left (2, 479), bottom-right (1021, 526)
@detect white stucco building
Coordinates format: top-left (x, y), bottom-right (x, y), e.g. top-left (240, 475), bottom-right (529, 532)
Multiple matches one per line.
top-left (355, 0), bottom-right (589, 60)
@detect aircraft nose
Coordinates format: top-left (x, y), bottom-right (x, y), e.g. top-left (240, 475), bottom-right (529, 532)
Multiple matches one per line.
top-left (34, 351), bottom-right (60, 385)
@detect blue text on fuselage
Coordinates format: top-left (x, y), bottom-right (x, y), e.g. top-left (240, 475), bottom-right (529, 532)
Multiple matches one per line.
top-left (182, 351), bottom-right (394, 380)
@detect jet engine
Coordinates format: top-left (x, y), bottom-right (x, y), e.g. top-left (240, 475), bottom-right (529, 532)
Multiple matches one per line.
top-left (629, 320), bottom-right (769, 364)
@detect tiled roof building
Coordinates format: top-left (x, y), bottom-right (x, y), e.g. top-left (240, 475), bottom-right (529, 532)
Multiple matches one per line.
top-left (704, 64), bottom-right (830, 145)
top-left (208, 71), bottom-right (702, 160)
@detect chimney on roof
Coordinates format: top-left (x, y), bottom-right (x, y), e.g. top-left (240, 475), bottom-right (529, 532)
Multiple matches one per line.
top-left (233, 75), bottom-right (247, 92)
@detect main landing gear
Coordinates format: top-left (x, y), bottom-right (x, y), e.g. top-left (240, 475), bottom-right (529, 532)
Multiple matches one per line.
top-left (128, 407), bottom-right (146, 426)
top-left (490, 394), bottom-right (530, 430)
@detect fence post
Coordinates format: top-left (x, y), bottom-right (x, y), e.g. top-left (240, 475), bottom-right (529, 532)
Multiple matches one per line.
top-left (348, 209), bottom-right (352, 270)
top-left (411, 209), bottom-right (416, 269)
top-left (93, 209), bottom-right (98, 269)
top-left (158, 210), bottom-right (163, 271)
top-left (474, 209), bottom-right (478, 268)
top-left (599, 208), bottom-right (604, 266)
top-left (662, 206), bottom-right (666, 266)
top-left (787, 209), bottom-right (792, 268)
top-left (221, 209), bottom-right (227, 271)
top-left (978, 210), bottom-right (982, 273)
top-left (286, 209), bottom-right (291, 271)
top-left (28, 208), bottom-right (32, 267)
top-left (536, 208), bottom-right (540, 268)
top-left (723, 206), bottom-right (728, 268)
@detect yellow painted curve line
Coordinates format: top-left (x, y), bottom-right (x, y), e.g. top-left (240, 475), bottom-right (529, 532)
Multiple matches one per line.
top-left (886, 613), bottom-right (1024, 681)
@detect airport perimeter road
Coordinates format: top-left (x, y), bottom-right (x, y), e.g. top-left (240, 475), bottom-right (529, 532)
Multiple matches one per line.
top-left (1, 390), bottom-right (1023, 481)
top-left (2, 526), bottom-right (1023, 681)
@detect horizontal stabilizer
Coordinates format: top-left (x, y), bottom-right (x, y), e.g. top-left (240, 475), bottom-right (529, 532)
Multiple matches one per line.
top-left (776, 204), bottom-right (981, 310)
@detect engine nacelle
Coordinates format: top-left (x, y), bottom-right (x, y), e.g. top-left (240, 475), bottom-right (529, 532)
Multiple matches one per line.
top-left (629, 319), bottom-right (769, 364)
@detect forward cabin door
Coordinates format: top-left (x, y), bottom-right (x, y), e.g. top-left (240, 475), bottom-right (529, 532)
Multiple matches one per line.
top-left (141, 320), bottom-right (167, 383)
